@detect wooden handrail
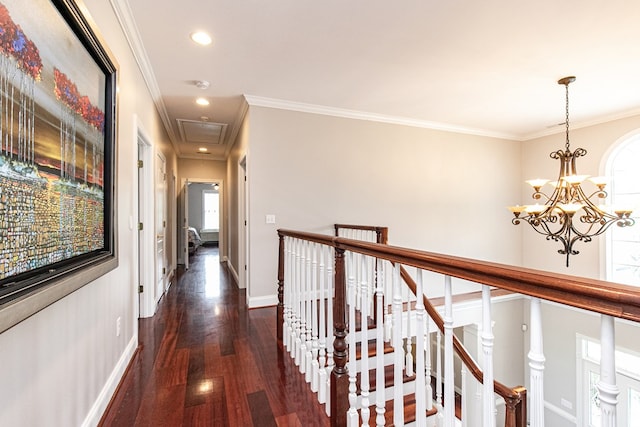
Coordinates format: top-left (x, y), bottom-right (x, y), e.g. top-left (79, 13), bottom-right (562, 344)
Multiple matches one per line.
top-left (279, 229), bottom-right (640, 323)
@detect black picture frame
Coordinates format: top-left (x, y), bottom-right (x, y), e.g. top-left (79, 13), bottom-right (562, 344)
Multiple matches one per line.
top-left (0, 0), bottom-right (117, 325)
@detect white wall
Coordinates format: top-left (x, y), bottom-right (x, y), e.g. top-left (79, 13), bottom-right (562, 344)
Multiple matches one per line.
top-left (0, 0), bottom-right (175, 425)
top-left (246, 105), bottom-right (523, 305)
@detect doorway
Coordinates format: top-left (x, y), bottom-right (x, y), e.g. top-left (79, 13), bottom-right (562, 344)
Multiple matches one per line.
top-left (179, 178), bottom-right (224, 270)
top-left (238, 156), bottom-right (248, 290)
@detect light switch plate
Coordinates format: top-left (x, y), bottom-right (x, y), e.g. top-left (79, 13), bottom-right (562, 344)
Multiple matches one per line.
top-left (266, 214), bottom-right (276, 224)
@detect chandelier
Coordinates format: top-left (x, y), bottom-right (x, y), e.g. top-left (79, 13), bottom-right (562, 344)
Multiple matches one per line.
top-left (508, 76), bottom-right (635, 267)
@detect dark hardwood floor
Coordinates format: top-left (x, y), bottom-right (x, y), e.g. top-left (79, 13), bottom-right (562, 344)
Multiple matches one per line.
top-left (99, 246), bottom-right (330, 427)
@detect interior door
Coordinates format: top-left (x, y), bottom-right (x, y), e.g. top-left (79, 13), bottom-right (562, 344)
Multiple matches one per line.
top-left (137, 143), bottom-right (144, 316)
top-left (155, 152), bottom-right (166, 303)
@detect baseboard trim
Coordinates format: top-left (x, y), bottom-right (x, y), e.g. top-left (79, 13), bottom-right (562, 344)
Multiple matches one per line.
top-left (545, 400), bottom-right (577, 424)
top-left (82, 335), bottom-right (137, 427)
top-left (226, 259), bottom-right (239, 285)
top-left (248, 294), bottom-right (278, 308)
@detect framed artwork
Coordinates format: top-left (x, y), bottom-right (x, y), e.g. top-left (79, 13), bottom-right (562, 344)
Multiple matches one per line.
top-left (0, 0), bottom-right (117, 306)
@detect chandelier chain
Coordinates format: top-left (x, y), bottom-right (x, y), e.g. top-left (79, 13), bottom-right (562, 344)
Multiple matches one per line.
top-left (565, 81), bottom-right (570, 151)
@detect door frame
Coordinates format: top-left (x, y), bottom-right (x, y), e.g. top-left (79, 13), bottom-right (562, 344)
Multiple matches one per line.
top-left (137, 118), bottom-right (156, 318)
top-left (179, 177), bottom-right (225, 269)
top-left (155, 151), bottom-right (167, 303)
top-left (238, 156), bottom-right (248, 290)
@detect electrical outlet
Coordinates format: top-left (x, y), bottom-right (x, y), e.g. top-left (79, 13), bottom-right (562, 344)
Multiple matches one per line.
top-left (116, 317), bottom-right (121, 337)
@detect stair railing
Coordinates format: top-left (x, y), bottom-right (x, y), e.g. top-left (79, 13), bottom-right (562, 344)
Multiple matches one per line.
top-left (336, 224), bottom-right (526, 426)
top-left (277, 227), bottom-right (640, 427)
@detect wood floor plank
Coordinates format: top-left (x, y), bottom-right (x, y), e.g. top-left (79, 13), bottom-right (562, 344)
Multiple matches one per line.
top-left (247, 390), bottom-right (278, 427)
top-left (275, 413), bottom-right (303, 427)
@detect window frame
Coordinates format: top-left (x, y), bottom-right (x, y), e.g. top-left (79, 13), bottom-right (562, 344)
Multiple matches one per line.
top-left (603, 130), bottom-right (640, 285)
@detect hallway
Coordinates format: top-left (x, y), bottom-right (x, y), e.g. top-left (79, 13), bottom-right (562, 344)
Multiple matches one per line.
top-left (100, 246), bottom-right (330, 426)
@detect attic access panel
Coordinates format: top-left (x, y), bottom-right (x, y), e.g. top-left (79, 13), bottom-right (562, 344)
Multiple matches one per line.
top-left (177, 119), bottom-right (227, 145)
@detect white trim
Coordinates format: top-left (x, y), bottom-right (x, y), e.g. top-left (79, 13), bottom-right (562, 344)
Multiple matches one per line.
top-left (109, 0), bottom-right (178, 151)
top-left (523, 109), bottom-right (640, 141)
top-left (226, 258), bottom-right (239, 285)
top-left (137, 117), bottom-right (156, 318)
top-left (81, 335), bottom-right (137, 427)
top-left (544, 400), bottom-right (578, 424)
top-left (600, 128), bottom-right (640, 283)
top-left (248, 294), bottom-right (278, 308)
top-left (244, 95), bottom-right (518, 141)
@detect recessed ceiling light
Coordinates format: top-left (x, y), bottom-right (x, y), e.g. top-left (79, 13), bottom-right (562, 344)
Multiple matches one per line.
top-left (190, 31), bottom-right (212, 46)
top-left (196, 97), bottom-right (209, 106)
top-left (198, 147), bottom-right (208, 152)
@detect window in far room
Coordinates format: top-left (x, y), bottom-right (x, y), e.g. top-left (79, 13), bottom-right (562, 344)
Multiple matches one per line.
top-left (202, 189), bottom-right (219, 231)
top-left (606, 134), bottom-right (640, 285)
top-left (578, 336), bottom-right (640, 427)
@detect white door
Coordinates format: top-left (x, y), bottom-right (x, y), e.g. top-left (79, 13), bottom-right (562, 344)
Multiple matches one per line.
top-left (155, 152), bottom-right (167, 303)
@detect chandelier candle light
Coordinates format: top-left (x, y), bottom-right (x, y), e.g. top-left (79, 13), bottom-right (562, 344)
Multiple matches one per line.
top-left (508, 76), bottom-right (634, 267)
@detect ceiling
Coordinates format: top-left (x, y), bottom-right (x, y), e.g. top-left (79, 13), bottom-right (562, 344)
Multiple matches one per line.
top-left (116, 0), bottom-right (640, 160)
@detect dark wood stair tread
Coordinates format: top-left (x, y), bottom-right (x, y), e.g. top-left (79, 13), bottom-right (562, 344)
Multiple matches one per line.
top-left (355, 338), bottom-right (394, 360)
top-left (356, 363), bottom-right (416, 393)
top-left (362, 393), bottom-right (438, 426)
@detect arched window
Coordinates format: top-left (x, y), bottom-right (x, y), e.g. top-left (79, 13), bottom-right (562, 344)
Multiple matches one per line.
top-left (606, 133), bottom-right (640, 285)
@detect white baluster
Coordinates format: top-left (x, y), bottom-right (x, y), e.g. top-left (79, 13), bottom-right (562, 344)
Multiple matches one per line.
top-left (436, 330), bottom-right (442, 408)
top-left (405, 273), bottom-right (414, 377)
top-left (481, 285), bottom-right (495, 427)
top-left (347, 252), bottom-right (359, 427)
top-left (425, 318), bottom-right (433, 414)
top-left (375, 260), bottom-right (386, 426)
top-left (384, 261), bottom-right (393, 342)
top-left (294, 239), bottom-right (302, 365)
top-left (415, 269), bottom-right (426, 427)
top-left (324, 245), bottom-right (334, 416)
top-left (528, 297), bottom-right (545, 427)
top-left (310, 243), bottom-right (320, 389)
top-left (461, 366), bottom-right (468, 427)
top-left (298, 241), bottom-right (308, 372)
top-left (393, 263), bottom-right (405, 426)
top-left (283, 237), bottom-right (292, 350)
top-left (359, 255), bottom-right (370, 426)
top-left (443, 275), bottom-right (454, 427)
top-left (304, 242), bottom-right (313, 377)
top-left (317, 244), bottom-right (327, 402)
top-left (598, 314), bottom-right (619, 427)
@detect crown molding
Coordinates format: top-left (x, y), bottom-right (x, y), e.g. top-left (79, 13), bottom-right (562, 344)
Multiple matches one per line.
top-left (521, 108), bottom-right (640, 141)
top-left (109, 0), bottom-right (179, 152)
top-left (244, 95), bottom-right (520, 141)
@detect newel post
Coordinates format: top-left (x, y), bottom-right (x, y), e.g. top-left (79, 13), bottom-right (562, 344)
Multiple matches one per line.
top-left (331, 247), bottom-right (348, 427)
top-left (276, 232), bottom-right (285, 342)
top-left (504, 388), bottom-right (527, 427)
